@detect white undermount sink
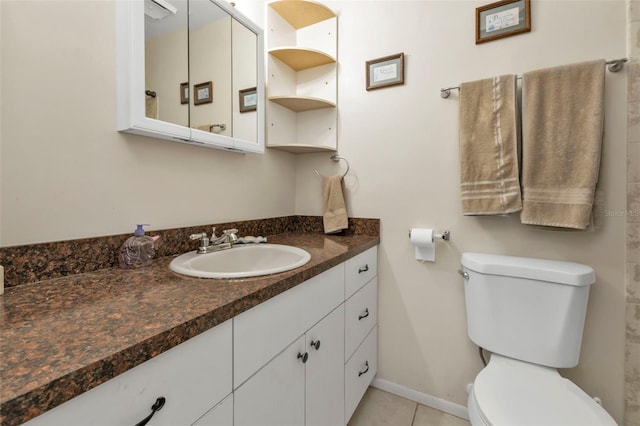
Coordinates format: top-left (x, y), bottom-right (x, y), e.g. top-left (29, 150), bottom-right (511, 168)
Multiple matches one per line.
top-left (169, 244), bottom-right (311, 279)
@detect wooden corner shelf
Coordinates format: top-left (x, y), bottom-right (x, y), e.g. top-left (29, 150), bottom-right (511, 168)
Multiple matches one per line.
top-left (268, 0), bottom-right (336, 29)
top-left (268, 96), bottom-right (335, 112)
top-left (267, 143), bottom-right (337, 154)
top-left (269, 47), bottom-right (335, 71)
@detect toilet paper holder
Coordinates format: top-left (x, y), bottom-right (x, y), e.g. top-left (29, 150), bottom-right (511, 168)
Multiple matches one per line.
top-left (408, 229), bottom-right (450, 241)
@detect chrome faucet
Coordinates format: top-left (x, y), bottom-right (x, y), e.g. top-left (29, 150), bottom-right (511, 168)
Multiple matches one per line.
top-left (189, 227), bottom-right (238, 254)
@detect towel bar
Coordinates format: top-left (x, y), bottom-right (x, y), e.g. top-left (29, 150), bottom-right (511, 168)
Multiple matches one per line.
top-left (440, 58), bottom-right (627, 98)
top-left (314, 155), bottom-right (350, 178)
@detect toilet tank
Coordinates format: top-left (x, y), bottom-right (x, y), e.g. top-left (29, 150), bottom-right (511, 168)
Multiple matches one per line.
top-left (461, 253), bottom-right (595, 368)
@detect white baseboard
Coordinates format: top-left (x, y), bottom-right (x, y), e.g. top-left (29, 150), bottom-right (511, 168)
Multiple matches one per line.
top-left (371, 378), bottom-right (470, 421)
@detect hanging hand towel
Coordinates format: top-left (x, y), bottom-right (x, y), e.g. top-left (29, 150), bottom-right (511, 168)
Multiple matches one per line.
top-left (322, 175), bottom-right (348, 234)
top-left (520, 60), bottom-right (605, 230)
top-left (459, 75), bottom-right (522, 215)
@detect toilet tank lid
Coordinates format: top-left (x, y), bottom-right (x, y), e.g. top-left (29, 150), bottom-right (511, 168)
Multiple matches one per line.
top-left (461, 253), bottom-right (595, 286)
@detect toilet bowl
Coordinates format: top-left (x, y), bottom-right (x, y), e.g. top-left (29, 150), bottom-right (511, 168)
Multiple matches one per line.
top-left (466, 354), bottom-right (616, 426)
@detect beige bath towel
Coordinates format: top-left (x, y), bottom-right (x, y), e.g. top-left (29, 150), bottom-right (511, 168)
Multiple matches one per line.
top-left (322, 175), bottom-right (348, 234)
top-left (520, 60), bottom-right (605, 230)
top-left (459, 75), bottom-right (522, 215)
top-left (145, 96), bottom-right (158, 119)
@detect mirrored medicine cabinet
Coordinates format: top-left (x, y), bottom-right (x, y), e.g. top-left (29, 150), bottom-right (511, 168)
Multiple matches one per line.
top-left (116, 0), bottom-right (265, 153)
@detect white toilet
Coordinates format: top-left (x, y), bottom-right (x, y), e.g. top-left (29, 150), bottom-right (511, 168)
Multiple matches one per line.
top-left (460, 252), bottom-right (617, 426)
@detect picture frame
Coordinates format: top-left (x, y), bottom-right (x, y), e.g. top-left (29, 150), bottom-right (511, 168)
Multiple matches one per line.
top-left (194, 81), bottom-right (213, 105)
top-left (239, 87), bottom-right (257, 113)
top-left (366, 53), bottom-right (404, 91)
top-left (180, 82), bottom-right (189, 104)
top-left (476, 0), bottom-right (531, 44)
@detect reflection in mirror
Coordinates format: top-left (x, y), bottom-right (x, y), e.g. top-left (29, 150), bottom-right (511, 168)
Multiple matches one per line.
top-left (232, 18), bottom-right (258, 144)
top-left (144, 0), bottom-right (189, 127)
top-left (189, 0), bottom-right (232, 138)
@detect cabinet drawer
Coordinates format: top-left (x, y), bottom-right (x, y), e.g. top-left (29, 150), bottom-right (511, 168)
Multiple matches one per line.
top-left (25, 320), bottom-right (233, 426)
top-left (345, 277), bottom-right (377, 361)
top-left (345, 327), bottom-right (378, 423)
top-left (345, 246), bottom-right (377, 298)
top-left (234, 264), bottom-right (344, 387)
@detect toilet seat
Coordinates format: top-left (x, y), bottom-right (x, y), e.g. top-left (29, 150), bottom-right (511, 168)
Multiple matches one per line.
top-left (469, 354), bottom-right (617, 426)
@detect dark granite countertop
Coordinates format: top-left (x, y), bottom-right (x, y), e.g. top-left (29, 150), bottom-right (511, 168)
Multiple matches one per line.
top-left (0, 232), bottom-right (379, 426)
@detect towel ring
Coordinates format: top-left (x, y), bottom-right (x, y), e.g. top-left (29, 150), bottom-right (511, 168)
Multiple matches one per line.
top-left (314, 155), bottom-right (350, 178)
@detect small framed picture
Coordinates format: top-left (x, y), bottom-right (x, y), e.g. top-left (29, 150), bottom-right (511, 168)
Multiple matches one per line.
top-left (476, 0), bottom-right (531, 44)
top-left (366, 53), bottom-right (404, 91)
top-left (239, 87), bottom-right (257, 113)
top-left (194, 81), bottom-right (213, 105)
top-left (180, 82), bottom-right (189, 104)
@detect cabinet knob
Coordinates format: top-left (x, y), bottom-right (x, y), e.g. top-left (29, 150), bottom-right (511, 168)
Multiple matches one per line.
top-left (297, 352), bottom-right (309, 363)
top-left (310, 340), bottom-right (321, 350)
top-left (358, 265), bottom-right (369, 274)
top-left (358, 308), bottom-right (370, 320)
top-left (358, 361), bottom-right (370, 377)
top-left (134, 396), bottom-right (166, 426)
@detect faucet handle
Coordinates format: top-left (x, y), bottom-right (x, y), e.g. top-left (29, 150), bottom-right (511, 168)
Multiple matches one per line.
top-left (223, 229), bottom-right (239, 244)
top-left (189, 232), bottom-right (207, 241)
top-left (210, 227), bottom-right (217, 238)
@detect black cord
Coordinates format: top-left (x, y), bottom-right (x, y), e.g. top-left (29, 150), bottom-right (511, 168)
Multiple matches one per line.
top-left (479, 346), bottom-right (488, 366)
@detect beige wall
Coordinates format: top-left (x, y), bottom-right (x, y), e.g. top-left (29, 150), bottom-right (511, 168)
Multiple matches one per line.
top-left (0, 0), bottom-right (294, 246)
top-left (295, 0), bottom-right (627, 422)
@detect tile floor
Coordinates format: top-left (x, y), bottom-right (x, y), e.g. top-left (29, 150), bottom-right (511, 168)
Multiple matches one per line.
top-left (348, 387), bottom-right (471, 426)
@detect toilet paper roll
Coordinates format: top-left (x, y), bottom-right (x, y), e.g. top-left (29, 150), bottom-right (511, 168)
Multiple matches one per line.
top-left (410, 228), bottom-right (435, 262)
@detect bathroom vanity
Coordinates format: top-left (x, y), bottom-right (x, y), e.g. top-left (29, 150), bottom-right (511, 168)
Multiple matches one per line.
top-left (0, 232), bottom-right (378, 426)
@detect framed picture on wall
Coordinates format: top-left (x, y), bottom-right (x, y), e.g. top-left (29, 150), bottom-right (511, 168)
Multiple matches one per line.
top-left (476, 0), bottom-right (531, 44)
top-left (180, 82), bottom-right (189, 104)
top-left (366, 53), bottom-right (404, 91)
top-left (194, 81), bottom-right (213, 105)
top-left (239, 87), bottom-right (257, 113)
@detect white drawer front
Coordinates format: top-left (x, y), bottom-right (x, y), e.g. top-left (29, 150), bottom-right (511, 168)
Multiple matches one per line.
top-left (25, 320), bottom-right (233, 426)
top-left (234, 264), bottom-right (345, 388)
top-left (345, 277), bottom-right (377, 361)
top-left (345, 327), bottom-right (378, 423)
top-left (345, 246), bottom-right (377, 299)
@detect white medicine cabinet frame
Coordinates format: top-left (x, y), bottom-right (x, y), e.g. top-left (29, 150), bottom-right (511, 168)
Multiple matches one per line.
top-left (116, 0), bottom-right (265, 153)
top-left (266, 0), bottom-right (338, 153)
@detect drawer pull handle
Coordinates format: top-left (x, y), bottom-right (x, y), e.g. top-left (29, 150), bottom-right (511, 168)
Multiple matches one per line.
top-left (358, 308), bottom-right (370, 320)
top-left (297, 352), bottom-right (309, 363)
top-left (358, 361), bottom-right (370, 377)
top-left (134, 396), bottom-right (166, 426)
top-left (358, 265), bottom-right (369, 274)
top-left (310, 340), bottom-right (321, 350)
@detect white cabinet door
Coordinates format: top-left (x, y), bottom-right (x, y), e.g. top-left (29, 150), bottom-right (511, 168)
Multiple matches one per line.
top-left (192, 394), bottom-right (233, 426)
top-left (234, 335), bottom-right (306, 426)
top-left (306, 304), bottom-right (345, 426)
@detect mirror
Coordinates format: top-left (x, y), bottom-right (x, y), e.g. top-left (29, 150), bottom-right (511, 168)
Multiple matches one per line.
top-left (232, 18), bottom-right (258, 144)
top-left (189, 0), bottom-right (232, 138)
top-left (141, 0), bottom-right (259, 147)
top-left (144, 0), bottom-right (189, 128)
